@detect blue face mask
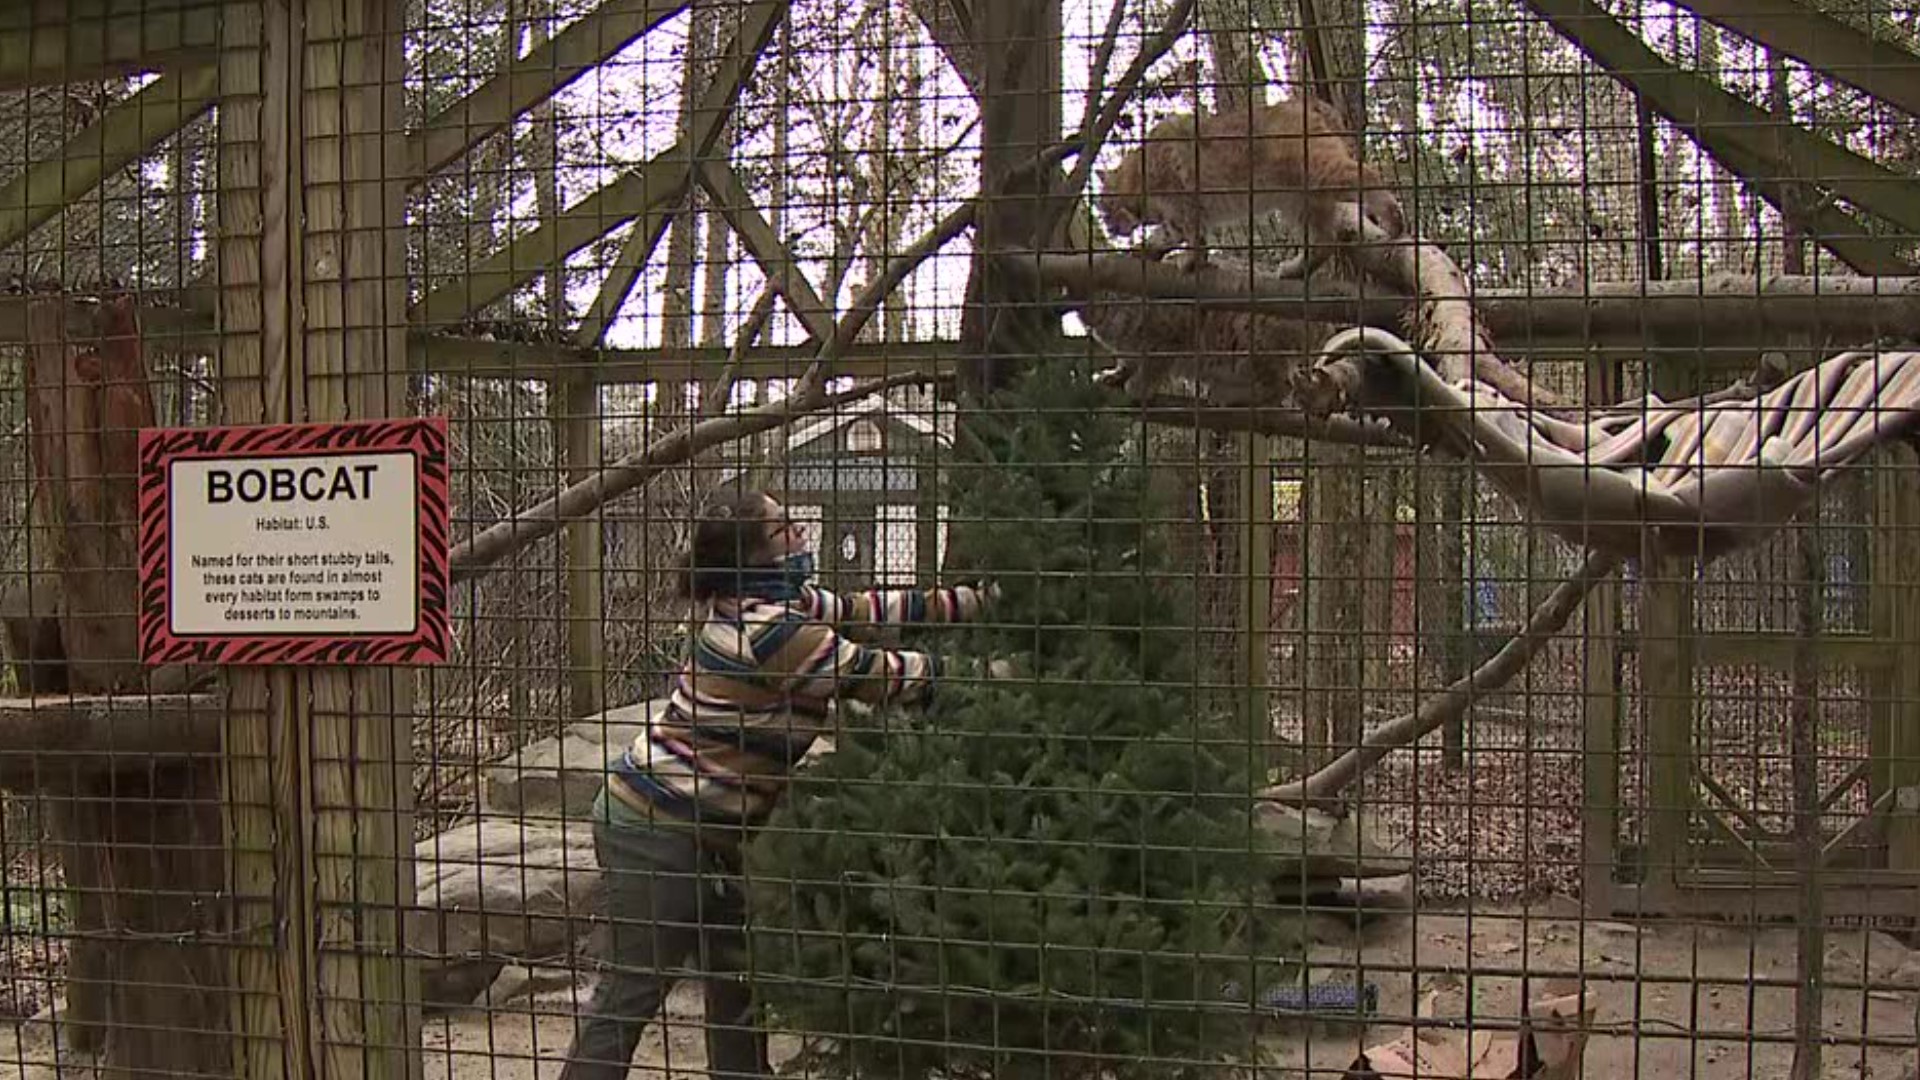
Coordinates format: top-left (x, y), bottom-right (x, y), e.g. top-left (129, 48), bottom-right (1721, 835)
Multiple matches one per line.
top-left (694, 549), bottom-right (816, 600)
top-left (777, 550), bottom-right (817, 586)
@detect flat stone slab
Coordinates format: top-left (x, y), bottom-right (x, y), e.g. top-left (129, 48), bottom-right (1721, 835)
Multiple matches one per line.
top-left (483, 699), bottom-right (667, 819)
top-left (413, 816), bottom-right (602, 1010)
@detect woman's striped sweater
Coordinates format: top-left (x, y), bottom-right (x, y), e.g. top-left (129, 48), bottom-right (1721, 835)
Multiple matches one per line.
top-left (607, 581), bottom-right (995, 836)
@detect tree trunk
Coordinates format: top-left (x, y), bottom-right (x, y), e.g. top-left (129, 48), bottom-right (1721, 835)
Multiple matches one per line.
top-left (1297, 0), bottom-right (1370, 771)
top-left (23, 296), bottom-right (231, 1078)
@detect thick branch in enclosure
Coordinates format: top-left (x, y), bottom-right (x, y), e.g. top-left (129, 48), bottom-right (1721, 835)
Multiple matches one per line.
top-left (19, 296), bottom-right (223, 1076)
top-left (1669, 0), bottom-right (1920, 118)
top-left (0, 66), bottom-right (218, 252)
top-left (0, 0), bottom-right (228, 89)
top-left (1011, 251), bottom-right (1406, 325)
top-left (1348, 222), bottom-right (1564, 408)
top-left (1263, 550), bottom-right (1623, 806)
top-left (449, 370), bottom-right (943, 581)
top-left (0, 695), bottom-right (222, 783)
top-left (47, 265), bottom-right (1920, 382)
top-left (408, 0), bottom-right (689, 180)
top-left (1019, 253), bottom-right (1920, 353)
top-left (411, 0), bottom-right (785, 327)
top-left (1527, 0), bottom-right (1920, 275)
top-left (1136, 396), bottom-right (1410, 447)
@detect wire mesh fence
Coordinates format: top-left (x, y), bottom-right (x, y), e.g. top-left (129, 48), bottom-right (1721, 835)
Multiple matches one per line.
top-left (0, 0), bottom-right (1918, 1078)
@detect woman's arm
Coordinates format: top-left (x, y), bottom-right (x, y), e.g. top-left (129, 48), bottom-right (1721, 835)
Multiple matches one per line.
top-left (781, 616), bottom-right (1008, 708)
top-left (800, 581), bottom-right (999, 630)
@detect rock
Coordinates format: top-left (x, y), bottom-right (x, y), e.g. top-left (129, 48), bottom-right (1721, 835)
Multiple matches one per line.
top-left (1257, 803), bottom-right (1415, 886)
top-left (411, 817), bottom-right (604, 1013)
top-left (484, 699), bottom-right (667, 818)
top-left (479, 962), bottom-right (580, 1008)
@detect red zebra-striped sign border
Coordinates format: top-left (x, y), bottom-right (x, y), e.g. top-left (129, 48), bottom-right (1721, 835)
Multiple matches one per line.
top-left (137, 416), bottom-right (451, 666)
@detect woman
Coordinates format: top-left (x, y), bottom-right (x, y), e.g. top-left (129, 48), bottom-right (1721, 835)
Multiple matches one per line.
top-left (562, 490), bottom-right (1005, 1080)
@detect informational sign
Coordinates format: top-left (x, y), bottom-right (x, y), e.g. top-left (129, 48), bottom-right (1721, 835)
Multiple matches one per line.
top-left (138, 417), bottom-right (450, 666)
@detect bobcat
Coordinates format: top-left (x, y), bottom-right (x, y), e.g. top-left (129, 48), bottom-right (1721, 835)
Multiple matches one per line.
top-left (1096, 95), bottom-right (1406, 275)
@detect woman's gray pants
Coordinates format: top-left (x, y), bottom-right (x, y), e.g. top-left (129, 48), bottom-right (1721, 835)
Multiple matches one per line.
top-left (559, 821), bottom-right (769, 1080)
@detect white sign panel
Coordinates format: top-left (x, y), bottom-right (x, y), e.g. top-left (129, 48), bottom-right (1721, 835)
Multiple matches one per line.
top-left (167, 452), bottom-right (421, 636)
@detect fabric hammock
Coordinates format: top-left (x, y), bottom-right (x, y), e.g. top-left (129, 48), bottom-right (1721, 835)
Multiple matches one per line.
top-left (1318, 329), bottom-right (1920, 561)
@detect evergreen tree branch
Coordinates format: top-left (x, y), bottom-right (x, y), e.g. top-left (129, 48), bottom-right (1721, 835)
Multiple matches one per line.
top-left (1261, 549), bottom-right (1622, 807)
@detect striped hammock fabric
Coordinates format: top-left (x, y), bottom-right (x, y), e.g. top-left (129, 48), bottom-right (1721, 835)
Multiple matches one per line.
top-left (1318, 329), bottom-right (1920, 561)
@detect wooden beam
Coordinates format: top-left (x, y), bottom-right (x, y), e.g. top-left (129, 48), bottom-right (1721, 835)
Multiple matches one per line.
top-left (412, 144), bottom-right (690, 329)
top-left (416, 333), bottom-right (963, 382)
top-left (1870, 444), bottom-right (1920, 883)
top-left (1526, 0), bottom-right (1920, 272)
top-left (410, 0), bottom-right (785, 328)
top-left (408, 0), bottom-right (689, 181)
top-left (695, 159), bottom-right (835, 343)
top-left (0, 0), bottom-right (229, 89)
top-left (1692, 631), bottom-right (1897, 670)
top-left (0, 66), bottom-right (218, 252)
top-left (569, 194), bottom-right (679, 348)
top-left (0, 694), bottom-right (220, 773)
top-left (1669, 0), bottom-right (1920, 120)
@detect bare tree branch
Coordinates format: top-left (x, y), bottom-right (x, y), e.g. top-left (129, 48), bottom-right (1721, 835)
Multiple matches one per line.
top-left (448, 369), bottom-right (947, 582)
top-left (795, 200), bottom-right (979, 393)
top-left (1262, 549), bottom-right (1623, 806)
top-left (1056, 0), bottom-right (1199, 222)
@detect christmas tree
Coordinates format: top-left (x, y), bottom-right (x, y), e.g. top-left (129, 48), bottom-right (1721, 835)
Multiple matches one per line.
top-left (745, 364), bottom-right (1306, 1080)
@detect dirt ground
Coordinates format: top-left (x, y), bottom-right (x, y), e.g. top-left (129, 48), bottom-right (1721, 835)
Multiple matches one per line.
top-left (348, 906), bottom-right (1920, 1079)
top-left (2, 903), bottom-right (1915, 1078)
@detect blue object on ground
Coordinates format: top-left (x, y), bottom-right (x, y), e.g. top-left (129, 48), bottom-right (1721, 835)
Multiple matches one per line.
top-left (1219, 977), bottom-right (1379, 1016)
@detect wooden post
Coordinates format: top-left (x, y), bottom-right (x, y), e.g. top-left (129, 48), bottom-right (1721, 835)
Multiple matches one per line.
top-left (556, 378), bottom-right (606, 718)
top-left (1237, 433), bottom-right (1273, 765)
top-left (215, 1), bottom-right (302, 1076)
top-left (1871, 443), bottom-right (1920, 897)
top-left (1638, 543), bottom-right (1695, 909)
top-left (220, 1), bottom-right (419, 1077)
top-left (1303, 443), bottom-right (1366, 769)
top-left (1580, 355), bottom-right (1623, 916)
top-left (1436, 468), bottom-right (1468, 770)
top-left (1362, 459), bottom-right (1398, 702)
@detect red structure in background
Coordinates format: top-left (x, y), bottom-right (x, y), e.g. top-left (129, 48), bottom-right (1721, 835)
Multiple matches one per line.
top-left (1269, 522), bottom-right (1420, 642)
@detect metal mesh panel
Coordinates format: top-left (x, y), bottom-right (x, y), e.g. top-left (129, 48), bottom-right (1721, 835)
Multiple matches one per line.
top-left (0, 1), bottom-right (1917, 1079)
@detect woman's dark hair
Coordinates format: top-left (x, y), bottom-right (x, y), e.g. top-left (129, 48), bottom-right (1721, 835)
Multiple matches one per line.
top-left (679, 489), bottom-right (779, 600)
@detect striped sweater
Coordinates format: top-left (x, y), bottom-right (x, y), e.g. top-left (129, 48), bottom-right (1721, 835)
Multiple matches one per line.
top-left (608, 581), bottom-right (995, 838)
